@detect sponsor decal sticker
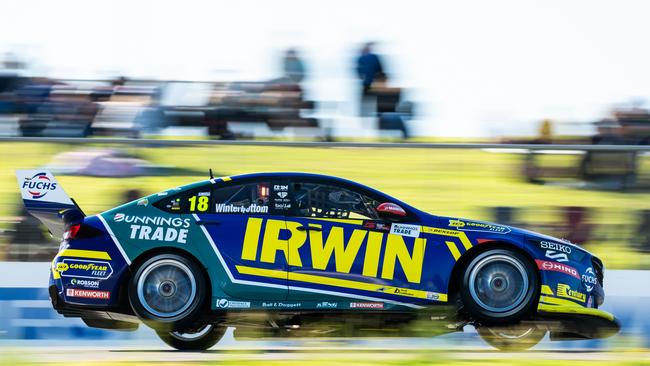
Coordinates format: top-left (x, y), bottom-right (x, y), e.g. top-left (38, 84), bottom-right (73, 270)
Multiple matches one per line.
top-left (66, 288), bottom-right (110, 300)
top-left (216, 299), bottom-right (250, 308)
top-left (59, 259), bottom-right (113, 280)
top-left (21, 172), bottom-right (57, 199)
top-left (390, 223), bottom-right (421, 238)
top-left (215, 203), bottom-right (269, 214)
top-left (115, 214), bottom-right (191, 244)
top-left (557, 283), bottom-right (586, 302)
top-left (137, 198), bottom-right (149, 207)
top-left (535, 260), bottom-right (579, 279)
top-left (316, 301), bottom-right (338, 309)
top-left (582, 267), bottom-right (597, 292)
top-left (350, 302), bottom-right (384, 309)
top-left (540, 241), bottom-right (571, 263)
top-left (70, 278), bottom-right (100, 288)
top-left (262, 302), bottom-right (302, 309)
top-left (448, 219), bottom-right (510, 234)
top-left (238, 217), bottom-right (428, 285)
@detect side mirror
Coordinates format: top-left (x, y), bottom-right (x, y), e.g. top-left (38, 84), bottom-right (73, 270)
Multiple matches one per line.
top-left (376, 202), bottom-right (407, 219)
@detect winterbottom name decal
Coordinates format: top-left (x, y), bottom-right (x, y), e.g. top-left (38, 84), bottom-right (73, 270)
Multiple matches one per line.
top-left (215, 203), bottom-right (269, 213)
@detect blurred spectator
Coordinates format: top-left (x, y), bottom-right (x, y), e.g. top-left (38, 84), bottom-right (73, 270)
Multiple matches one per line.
top-left (356, 42), bottom-right (384, 116)
top-left (124, 189), bottom-right (142, 203)
top-left (7, 207), bottom-right (55, 261)
top-left (378, 101), bottom-right (414, 139)
top-left (538, 119), bottom-right (553, 144)
top-left (562, 206), bottom-right (594, 245)
top-left (636, 210), bottom-right (650, 253)
top-left (282, 48), bottom-right (306, 84)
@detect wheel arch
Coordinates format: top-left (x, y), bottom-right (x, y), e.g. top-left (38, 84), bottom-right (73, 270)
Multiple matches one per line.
top-left (446, 239), bottom-right (542, 303)
top-left (120, 246), bottom-right (213, 311)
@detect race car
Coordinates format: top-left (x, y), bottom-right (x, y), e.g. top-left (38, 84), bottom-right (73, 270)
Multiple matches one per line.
top-left (16, 170), bottom-right (619, 350)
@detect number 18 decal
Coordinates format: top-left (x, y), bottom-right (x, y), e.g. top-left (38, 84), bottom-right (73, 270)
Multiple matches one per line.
top-left (188, 195), bottom-right (209, 212)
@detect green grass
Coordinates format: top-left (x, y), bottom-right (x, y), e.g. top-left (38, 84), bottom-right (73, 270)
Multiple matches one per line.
top-left (2, 142), bottom-right (650, 268)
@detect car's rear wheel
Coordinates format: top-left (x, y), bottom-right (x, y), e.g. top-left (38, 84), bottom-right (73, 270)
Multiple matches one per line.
top-left (460, 248), bottom-right (538, 324)
top-left (155, 324), bottom-right (226, 351)
top-left (476, 324), bottom-right (547, 351)
top-left (129, 253), bottom-right (206, 330)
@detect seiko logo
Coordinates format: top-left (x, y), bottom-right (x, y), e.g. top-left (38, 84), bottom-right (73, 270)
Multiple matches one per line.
top-left (540, 241), bottom-right (572, 254)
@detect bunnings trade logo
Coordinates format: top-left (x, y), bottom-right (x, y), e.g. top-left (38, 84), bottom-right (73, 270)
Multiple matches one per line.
top-left (22, 172), bottom-right (57, 199)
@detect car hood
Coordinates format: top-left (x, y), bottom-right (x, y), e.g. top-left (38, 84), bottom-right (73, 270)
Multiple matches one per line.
top-left (434, 215), bottom-right (593, 257)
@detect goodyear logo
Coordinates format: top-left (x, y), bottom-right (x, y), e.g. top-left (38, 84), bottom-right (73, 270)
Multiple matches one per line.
top-left (448, 219), bottom-right (465, 228)
top-left (239, 218), bottom-right (427, 284)
top-left (448, 219), bottom-right (510, 234)
top-left (557, 283), bottom-right (586, 302)
top-left (58, 259), bottom-right (113, 280)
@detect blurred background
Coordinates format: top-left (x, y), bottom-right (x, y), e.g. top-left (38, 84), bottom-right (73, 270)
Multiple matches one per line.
top-left (2, 0), bottom-right (650, 363)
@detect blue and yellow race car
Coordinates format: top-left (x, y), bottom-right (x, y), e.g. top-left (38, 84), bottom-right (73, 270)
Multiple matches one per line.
top-left (16, 170), bottom-right (619, 350)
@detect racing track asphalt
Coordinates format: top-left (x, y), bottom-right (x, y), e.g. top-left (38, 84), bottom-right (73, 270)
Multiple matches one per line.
top-left (2, 344), bottom-right (649, 364)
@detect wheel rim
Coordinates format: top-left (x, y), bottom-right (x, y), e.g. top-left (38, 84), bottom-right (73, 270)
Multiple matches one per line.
top-left (468, 254), bottom-right (529, 313)
top-left (487, 326), bottom-right (536, 339)
top-left (170, 324), bottom-right (214, 340)
top-left (137, 259), bottom-right (197, 318)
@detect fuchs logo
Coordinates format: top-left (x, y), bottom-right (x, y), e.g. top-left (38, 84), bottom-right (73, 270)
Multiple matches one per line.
top-left (535, 260), bottom-right (579, 279)
top-left (21, 172), bottom-right (57, 199)
top-left (582, 267), bottom-right (598, 292)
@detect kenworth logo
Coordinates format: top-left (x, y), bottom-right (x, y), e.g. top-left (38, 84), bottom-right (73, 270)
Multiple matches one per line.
top-left (21, 172), bottom-right (57, 199)
top-left (239, 218), bottom-right (427, 284)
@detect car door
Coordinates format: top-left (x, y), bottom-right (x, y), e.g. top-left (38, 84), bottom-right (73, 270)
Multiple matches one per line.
top-left (284, 179), bottom-right (434, 303)
top-left (157, 180), bottom-right (289, 300)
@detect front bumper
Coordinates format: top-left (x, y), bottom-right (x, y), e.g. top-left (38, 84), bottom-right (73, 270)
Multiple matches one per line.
top-left (537, 303), bottom-right (620, 340)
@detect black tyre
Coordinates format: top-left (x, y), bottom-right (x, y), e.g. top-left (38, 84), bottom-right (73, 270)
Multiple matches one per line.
top-left (460, 248), bottom-right (538, 324)
top-left (156, 324), bottom-right (226, 351)
top-left (476, 324), bottom-right (546, 351)
top-left (129, 253), bottom-right (206, 330)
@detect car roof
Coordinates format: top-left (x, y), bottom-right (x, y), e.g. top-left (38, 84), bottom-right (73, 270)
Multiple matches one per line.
top-left (215, 172), bottom-right (418, 212)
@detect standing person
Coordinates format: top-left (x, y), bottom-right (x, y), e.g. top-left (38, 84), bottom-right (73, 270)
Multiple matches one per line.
top-left (282, 48), bottom-right (306, 84)
top-left (356, 42), bottom-right (384, 116)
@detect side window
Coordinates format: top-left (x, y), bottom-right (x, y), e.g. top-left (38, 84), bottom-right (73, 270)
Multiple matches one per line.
top-left (212, 182), bottom-right (271, 214)
top-left (291, 182), bottom-right (380, 220)
top-left (155, 186), bottom-right (213, 213)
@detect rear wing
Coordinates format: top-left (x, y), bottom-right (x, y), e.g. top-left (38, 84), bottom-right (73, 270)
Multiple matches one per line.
top-left (16, 170), bottom-right (81, 238)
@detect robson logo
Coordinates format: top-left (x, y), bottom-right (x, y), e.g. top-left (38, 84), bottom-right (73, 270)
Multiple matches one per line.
top-left (215, 203), bottom-right (268, 214)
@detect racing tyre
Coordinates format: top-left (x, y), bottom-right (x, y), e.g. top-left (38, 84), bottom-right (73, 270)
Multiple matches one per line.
top-left (156, 324), bottom-right (226, 351)
top-left (129, 253), bottom-right (206, 330)
top-left (476, 324), bottom-right (546, 351)
top-left (460, 248), bottom-right (538, 324)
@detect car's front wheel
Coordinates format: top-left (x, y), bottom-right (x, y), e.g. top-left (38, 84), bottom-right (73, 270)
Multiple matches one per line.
top-left (129, 253), bottom-right (206, 330)
top-left (156, 324), bottom-right (226, 351)
top-left (460, 248), bottom-right (538, 324)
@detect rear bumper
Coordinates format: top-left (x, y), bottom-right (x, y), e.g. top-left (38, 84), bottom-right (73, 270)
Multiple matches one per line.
top-left (49, 284), bottom-right (139, 330)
